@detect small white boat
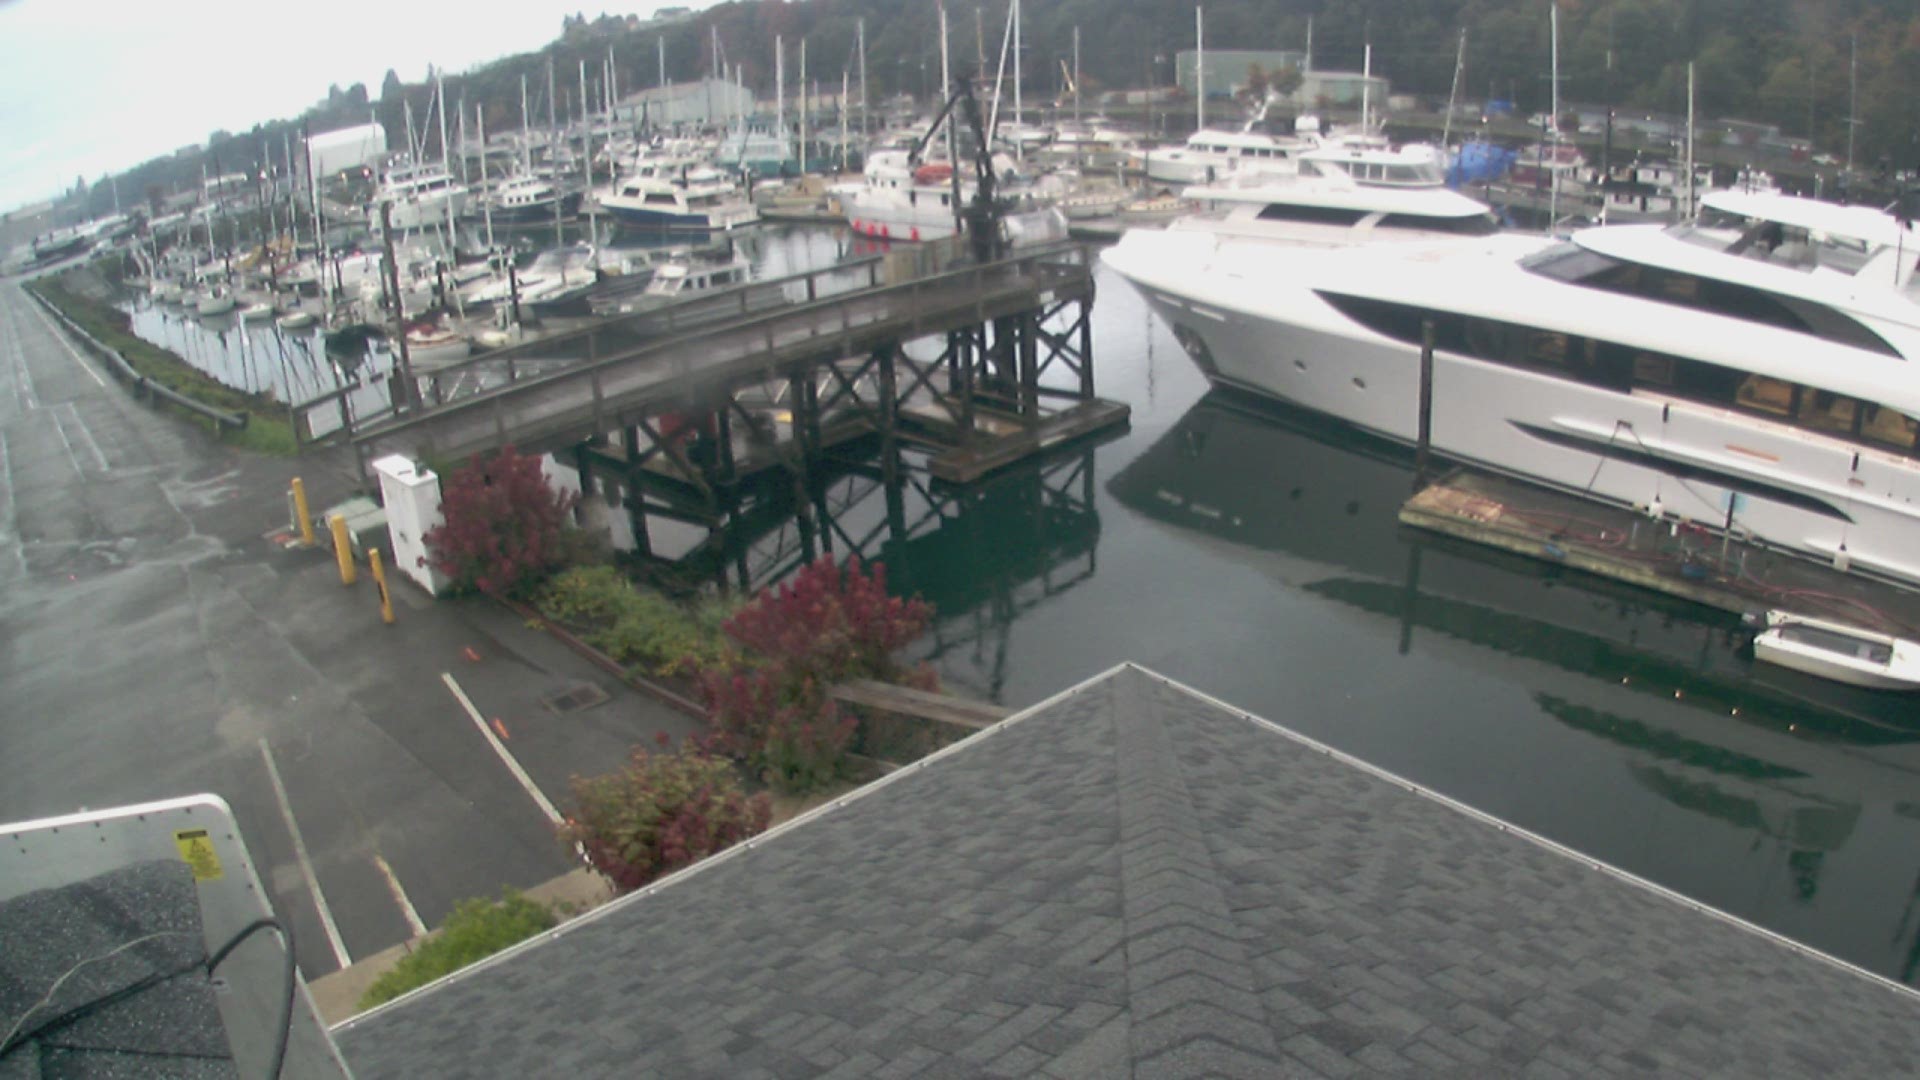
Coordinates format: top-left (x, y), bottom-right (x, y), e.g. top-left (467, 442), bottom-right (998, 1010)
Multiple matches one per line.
top-left (1750, 610), bottom-right (1920, 690)
top-left (403, 323), bottom-right (472, 371)
top-left (276, 310), bottom-right (316, 330)
top-left (239, 301), bottom-right (276, 323)
top-left (195, 289), bottom-right (237, 318)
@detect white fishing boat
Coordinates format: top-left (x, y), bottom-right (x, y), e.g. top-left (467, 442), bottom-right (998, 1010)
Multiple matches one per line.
top-left (1104, 188), bottom-right (1920, 588)
top-left (1749, 611), bottom-right (1920, 690)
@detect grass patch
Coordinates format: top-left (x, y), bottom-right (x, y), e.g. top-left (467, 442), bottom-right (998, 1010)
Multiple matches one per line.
top-left (357, 890), bottom-right (557, 1010)
top-left (24, 272), bottom-right (298, 455)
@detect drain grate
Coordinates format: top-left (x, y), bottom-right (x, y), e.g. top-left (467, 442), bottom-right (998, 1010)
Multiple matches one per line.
top-left (542, 683), bottom-right (610, 715)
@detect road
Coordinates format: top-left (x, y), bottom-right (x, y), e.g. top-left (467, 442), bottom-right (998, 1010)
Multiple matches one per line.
top-left (0, 279), bottom-right (700, 980)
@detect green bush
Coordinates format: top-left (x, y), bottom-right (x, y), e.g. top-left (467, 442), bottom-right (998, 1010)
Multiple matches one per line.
top-left (536, 567), bottom-right (737, 679)
top-left (357, 890), bottom-right (556, 1010)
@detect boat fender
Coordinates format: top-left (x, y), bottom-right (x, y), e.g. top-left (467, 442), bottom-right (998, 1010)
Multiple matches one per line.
top-left (911, 227), bottom-right (920, 241)
top-left (1833, 546), bottom-right (1851, 573)
top-left (1541, 542), bottom-right (1567, 561)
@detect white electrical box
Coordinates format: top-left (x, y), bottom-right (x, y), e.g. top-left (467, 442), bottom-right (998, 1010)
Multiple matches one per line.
top-left (372, 454), bottom-right (448, 596)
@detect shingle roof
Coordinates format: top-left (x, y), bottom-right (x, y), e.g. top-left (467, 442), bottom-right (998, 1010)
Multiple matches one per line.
top-left (334, 664), bottom-right (1920, 1078)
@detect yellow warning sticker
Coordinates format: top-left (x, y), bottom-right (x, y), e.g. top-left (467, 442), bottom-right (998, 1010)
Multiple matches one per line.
top-left (174, 828), bottom-right (224, 881)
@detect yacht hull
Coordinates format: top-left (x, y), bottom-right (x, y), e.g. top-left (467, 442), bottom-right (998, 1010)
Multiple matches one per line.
top-left (1104, 233), bottom-right (1920, 588)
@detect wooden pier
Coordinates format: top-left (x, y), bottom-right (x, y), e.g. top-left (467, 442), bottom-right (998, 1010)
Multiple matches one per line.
top-left (1401, 470), bottom-right (1920, 637)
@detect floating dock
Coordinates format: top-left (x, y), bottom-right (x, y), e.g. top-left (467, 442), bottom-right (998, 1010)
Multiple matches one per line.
top-left (1401, 470), bottom-right (1920, 639)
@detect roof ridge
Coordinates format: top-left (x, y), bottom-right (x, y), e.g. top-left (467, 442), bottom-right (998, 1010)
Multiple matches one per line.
top-left (1110, 671), bottom-right (1283, 1075)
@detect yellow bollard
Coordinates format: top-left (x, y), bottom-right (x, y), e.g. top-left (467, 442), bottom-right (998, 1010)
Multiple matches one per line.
top-left (328, 514), bottom-right (357, 585)
top-left (369, 548), bottom-right (397, 625)
top-left (290, 477), bottom-right (315, 546)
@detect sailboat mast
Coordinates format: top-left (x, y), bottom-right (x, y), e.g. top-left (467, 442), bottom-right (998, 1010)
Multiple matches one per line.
top-left (1196, 6), bottom-right (1205, 133)
top-left (800, 39), bottom-right (808, 174)
top-left (1012, 0), bottom-right (1022, 126)
top-left (436, 67), bottom-right (456, 248)
top-left (549, 59), bottom-right (564, 249)
top-left (1442, 28), bottom-right (1466, 152)
top-left (777, 35), bottom-right (786, 164)
top-left (580, 60), bottom-right (597, 263)
top-left (1548, 2), bottom-right (1559, 232)
top-left (857, 18), bottom-right (868, 139)
top-left (1073, 26), bottom-right (1081, 128)
top-left (477, 105), bottom-right (495, 255)
top-left (1362, 44), bottom-right (1372, 132)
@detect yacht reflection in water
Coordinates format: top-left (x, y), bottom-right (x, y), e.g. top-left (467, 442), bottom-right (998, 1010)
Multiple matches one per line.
top-left (1108, 390), bottom-right (1920, 906)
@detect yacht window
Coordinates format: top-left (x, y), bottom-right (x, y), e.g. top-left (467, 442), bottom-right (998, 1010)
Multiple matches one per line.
top-left (1319, 291), bottom-right (1914, 458)
top-left (1376, 212), bottom-right (1501, 236)
top-left (1255, 204), bottom-right (1368, 226)
top-left (1521, 244), bottom-right (1900, 356)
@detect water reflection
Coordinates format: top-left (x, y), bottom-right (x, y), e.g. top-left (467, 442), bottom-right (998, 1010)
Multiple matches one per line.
top-left (1106, 389), bottom-right (1920, 974)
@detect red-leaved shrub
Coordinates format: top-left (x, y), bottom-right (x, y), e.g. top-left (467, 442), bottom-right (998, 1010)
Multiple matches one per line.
top-left (422, 446), bottom-right (578, 598)
top-left (700, 555), bottom-right (934, 792)
top-left (557, 738), bottom-right (771, 894)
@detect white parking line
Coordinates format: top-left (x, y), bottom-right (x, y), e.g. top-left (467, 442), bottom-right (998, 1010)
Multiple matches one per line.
top-left (440, 672), bottom-right (564, 825)
top-left (23, 296), bottom-right (108, 389)
top-left (372, 853), bottom-right (430, 939)
top-left (258, 738), bottom-right (352, 971)
top-left (62, 402), bottom-right (108, 471)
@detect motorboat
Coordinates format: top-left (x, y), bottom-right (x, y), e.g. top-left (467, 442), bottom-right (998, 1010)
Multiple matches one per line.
top-left (594, 250), bottom-right (787, 320)
top-left (1103, 188), bottom-right (1920, 588)
top-left (367, 160), bottom-right (469, 233)
top-left (276, 309), bottom-right (317, 331)
top-left (1142, 126), bottom-right (1317, 186)
top-left (239, 300), bottom-right (276, 323)
top-left (596, 159), bottom-right (760, 232)
top-left (476, 173), bottom-right (581, 223)
top-left (1749, 610), bottom-right (1920, 690)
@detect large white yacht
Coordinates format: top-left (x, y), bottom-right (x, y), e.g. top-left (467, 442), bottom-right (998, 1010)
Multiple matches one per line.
top-left (1104, 190), bottom-right (1920, 587)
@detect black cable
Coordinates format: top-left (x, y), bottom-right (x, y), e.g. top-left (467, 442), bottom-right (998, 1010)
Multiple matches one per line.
top-left (0, 917), bottom-right (295, 1080)
top-left (205, 916), bottom-right (296, 1080)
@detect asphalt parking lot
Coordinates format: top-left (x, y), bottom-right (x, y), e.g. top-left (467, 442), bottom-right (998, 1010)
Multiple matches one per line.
top-left (0, 280), bottom-right (700, 978)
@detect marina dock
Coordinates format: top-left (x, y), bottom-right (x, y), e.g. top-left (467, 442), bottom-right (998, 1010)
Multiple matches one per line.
top-left (1402, 469), bottom-right (1920, 638)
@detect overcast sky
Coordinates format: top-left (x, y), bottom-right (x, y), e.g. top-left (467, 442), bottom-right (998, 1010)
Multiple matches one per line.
top-left (0, 1), bottom-right (709, 212)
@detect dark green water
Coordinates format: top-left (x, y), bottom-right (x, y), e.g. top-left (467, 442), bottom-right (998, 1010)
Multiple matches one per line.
top-left (766, 257), bottom-right (1920, 988)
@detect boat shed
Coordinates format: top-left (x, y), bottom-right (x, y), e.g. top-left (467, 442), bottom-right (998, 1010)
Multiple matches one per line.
top-left (333, 664), bottom-right (1920, 1078)
top-left (307, 123), bottom-right (390, 180)
top-left (615, 78), bottom-right (757, 131)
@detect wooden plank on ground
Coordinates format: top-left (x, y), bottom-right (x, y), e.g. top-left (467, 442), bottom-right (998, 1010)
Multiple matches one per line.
top-left (829, 679), bottom-right (1009, 730)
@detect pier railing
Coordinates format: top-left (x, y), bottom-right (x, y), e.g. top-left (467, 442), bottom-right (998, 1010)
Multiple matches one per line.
top-left (354, 243), bottom-right (1094, 463)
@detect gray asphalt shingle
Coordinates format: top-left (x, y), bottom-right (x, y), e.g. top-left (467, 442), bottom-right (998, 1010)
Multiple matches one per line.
top-left (334, 664), bottom-right (1920, 1077)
